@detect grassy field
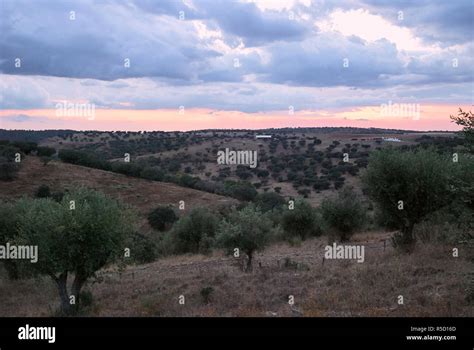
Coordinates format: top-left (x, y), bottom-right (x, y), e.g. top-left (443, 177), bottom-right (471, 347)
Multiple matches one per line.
top-left (1, 232), bottom-right (471, 317)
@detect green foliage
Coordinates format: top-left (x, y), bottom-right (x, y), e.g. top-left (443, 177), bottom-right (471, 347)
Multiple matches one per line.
top-left (37, 146), bottom-right (56, 157)
top-left (363, 148), bottom-right (453, 247)
top-left (321, 187), bottom-right (367, 241)
top-left (0, 144), bottom-right (22, 181)
top-left (147, 206), bottom-right (178, 231)
top-left (253, 192), bottom-right (286, 212)
top-left (450, 108), bottom-right (474, 152)
top-left (200, 286), bottom-right (214, 304)
top-left (35, 184), bottom-right (51, 198)
top-left (0, 156), bottom-right (20, 181)
top-left (11, 141), bottom-right (37, 154)
top-left (59, 149), bottom-right (111, 171)
top-left (172, 208), bottom-right (219, 254)
top-left (0, 188), bottom-right (135, 314)
top-left (216, 204), bottom-right (272, 271)
top-left (125, 232), bottom-right (158, 264)
top-left (223, 181), bottom-right (258, 201)
top-left (281, 200), bottom-right (320, 240)
top-left (140, 166), bottom-right (164, 181)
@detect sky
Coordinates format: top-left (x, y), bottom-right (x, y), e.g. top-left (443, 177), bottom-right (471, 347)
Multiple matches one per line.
top-left (0, 0), bottom-right (473, 131)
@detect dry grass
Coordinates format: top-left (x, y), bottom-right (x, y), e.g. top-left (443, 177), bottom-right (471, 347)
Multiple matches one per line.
top-left (1, 233), bottom-right (471, 317)
top-left (0, 156), bottom-right (236, 229)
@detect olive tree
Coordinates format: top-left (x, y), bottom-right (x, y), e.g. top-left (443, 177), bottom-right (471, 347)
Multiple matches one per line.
top-left (362, 148), bottom-right (452, 248)
top-left (217, 204), bottom-right (272, 271)
top-left (320, 187), bottom-right (366, 241)
top-left (282, 200), bottom-right (320, 240)
top-left (0, 188), bottom-right (135, 314)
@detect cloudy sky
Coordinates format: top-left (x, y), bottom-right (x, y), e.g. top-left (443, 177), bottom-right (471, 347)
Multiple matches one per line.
top-left (0, 0), bottom-right (472, 131)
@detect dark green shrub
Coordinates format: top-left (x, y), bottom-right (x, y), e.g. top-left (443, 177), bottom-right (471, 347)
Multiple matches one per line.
top-left (282, 200), bottom-right (320, 240)
top-left (147, 206), bottom-right (178, 231)
top-left (35, 184), bottom-right (51, 198)
top-left (321, 187), bottom-right (366, 242)
top-left (172, 208), bottom-right (219, 254)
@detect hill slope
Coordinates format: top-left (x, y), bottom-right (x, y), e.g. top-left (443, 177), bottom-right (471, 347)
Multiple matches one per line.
top-left (0, 156), bottom-right (236, 218)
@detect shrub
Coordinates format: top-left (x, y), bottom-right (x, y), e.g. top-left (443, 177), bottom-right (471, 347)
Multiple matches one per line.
top-left (37, 146), bottom-right (56, 157)
top-left (321, 187), bottom-right (367, 242)
top-left (200, 286), bottom-right (214, 304)
top-left (126, 232), bottom-right (157, 264)
top-left (217, 205), bottom-right (272, 271)
top-left (35, 184), bottom-right (51, 198)
top-left (172, 208), bottom-right (219, 254)
top-left (281, 200), bottom-right (320, 240)
top-left (147, 206), bottom-right (178, 231)
top-left (254, 192), bottom-right (286, 212)
top-left (140, 166), bottom-right (164, 181)
top-left (0, 156), bottom-right (20, 181)
top-left (223, 181), bottom-right (258, 201)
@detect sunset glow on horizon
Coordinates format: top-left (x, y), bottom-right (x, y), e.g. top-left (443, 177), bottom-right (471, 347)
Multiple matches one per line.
top-left (0, 104), bottom-right (468, 132)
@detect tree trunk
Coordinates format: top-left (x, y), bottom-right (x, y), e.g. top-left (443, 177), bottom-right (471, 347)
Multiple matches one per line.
top-left (401, 222), bottom-right (416, 251)
top-left (53, 272), bottom-right (71, 315)
top-left (246, 251), bottom-right (253, 272)
top-left (71, 274), bottom-right (86, 307)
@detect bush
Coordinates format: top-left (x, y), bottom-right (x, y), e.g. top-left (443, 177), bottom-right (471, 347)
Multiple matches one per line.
top-left (147, 206), bottom-right (178, 231)
top-left (172, 208), bottom-right (219, 254)
top-left (254, 192), bottom-right (286, 212)
top-left (140, 166), bottom-right (164, 181)
top-left (59, 149), bottom-right (111, 171)
top-left (281, 200), bottom-right (320, 240)
top-left (0, 157), bottom-right (20, 181)
top-left (321, 187), bottom-right (366, 242)
top-left (223, 181), bottom-right (257, 201)
top-left (126, 232), bottom-right (158, 264)
top-left (200, 286), bottom-right (214, 304)
top-left (216, 204), bottom-right (272, 271)
top-left (362, 148), bottom-right (453, 248)
top-left (37, 146), bottom-right (56, 157)
top-left (35, 184), bottom-right (51, 198)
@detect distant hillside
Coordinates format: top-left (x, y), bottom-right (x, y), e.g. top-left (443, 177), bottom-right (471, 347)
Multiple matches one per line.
top-left (0, 156), bottom-right (236, 226)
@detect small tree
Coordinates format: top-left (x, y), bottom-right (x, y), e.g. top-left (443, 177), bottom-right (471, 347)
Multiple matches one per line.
top-left (450, 108), bottom-right (473, 151)
top-left (282, 200), bottom-right (320, 240)
top-left (0, 188), bottom-right (135, 314)
top-left (254, 192), bottom-right (286, 212)
top-left (217, 205), bottom-right (272, 271)
top-left (0, 157), bottom-right (19, 181)
top-left (37, 146), bottom-right (56, 157)
top-left (172, 208), bottom-right (219, 253)
top-left (321, 187), bottom-right (366, 242)
top-left (147, 206), bottom-right (178, 231)
top-left (35, 184), bottom-right (51, 198)
top-left (362, 148), bottom-right (452, 248)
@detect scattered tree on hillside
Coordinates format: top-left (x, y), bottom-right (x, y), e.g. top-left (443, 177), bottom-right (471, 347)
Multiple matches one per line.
top-left (450, 108), bottom-right (474, 151)
top-left (147, 206), bottom-right (178, 231)
top-left (363, 148), bottom-right (453, 249)
top-left (217, 205), bottom-right (272, 271)
top-left (321, 187), bottom-right (367, 242)
top-left (282, 200), bottom-right (320, 240)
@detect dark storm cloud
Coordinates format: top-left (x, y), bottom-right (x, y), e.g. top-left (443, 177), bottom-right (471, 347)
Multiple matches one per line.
top-left (0, 0), bottom-right (218, 80)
